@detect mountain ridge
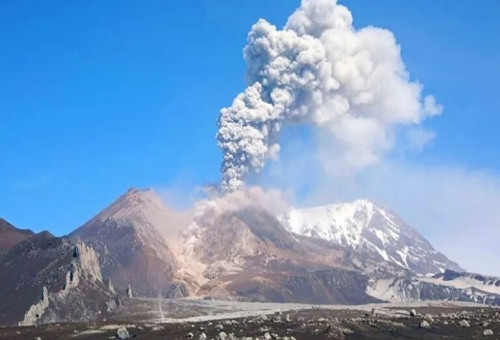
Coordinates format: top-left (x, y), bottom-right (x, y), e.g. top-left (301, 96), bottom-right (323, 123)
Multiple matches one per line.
top-left (281, 199), bottom-right (463, 275)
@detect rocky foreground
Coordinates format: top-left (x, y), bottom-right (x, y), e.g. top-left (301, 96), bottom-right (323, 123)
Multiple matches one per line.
top-left (1, 305), bottom-right (499, 339)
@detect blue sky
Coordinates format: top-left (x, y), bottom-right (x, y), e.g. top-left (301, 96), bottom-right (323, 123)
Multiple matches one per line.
top-left (1, 0), bottom-right (499, 242)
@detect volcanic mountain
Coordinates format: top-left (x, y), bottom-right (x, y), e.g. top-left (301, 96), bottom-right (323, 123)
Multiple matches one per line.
top-left (183, 206), bottom-right (383, 304)
top-left (70, 188), bottom-right (181, 297)
top-left (281, 200), bottom-right (463, 275)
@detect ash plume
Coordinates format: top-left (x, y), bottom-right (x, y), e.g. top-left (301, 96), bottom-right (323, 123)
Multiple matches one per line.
top-left (217, 0), bottom-right (442, 192)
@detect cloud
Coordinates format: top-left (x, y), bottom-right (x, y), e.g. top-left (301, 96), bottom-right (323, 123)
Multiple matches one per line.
top-left (216, 0), bottom-right (441, 191)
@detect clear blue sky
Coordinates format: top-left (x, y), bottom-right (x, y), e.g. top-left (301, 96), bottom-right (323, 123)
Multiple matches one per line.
top-left (1, 0), bottom-right (499, 235)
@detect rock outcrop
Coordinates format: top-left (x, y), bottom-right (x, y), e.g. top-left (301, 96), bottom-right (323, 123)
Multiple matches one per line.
top-left (0, 231), bottom-right (114, 326)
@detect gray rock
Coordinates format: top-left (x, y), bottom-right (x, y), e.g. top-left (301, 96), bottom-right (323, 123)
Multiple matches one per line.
top-left (285, 314), bottom-right (292, 322)
top-left (215, 324), bottom-right (224, 331)
top-left (116, 326), bottom-right (130, 339)
top-left (419, 320), bottom-right (430, 329)
top-left (483, 329), bottom-right (494, 336)
top-left (342, 328), bottom-right (354, 334)
top-left (186, 332), bottom-right (194, 339)
top-left (410, 309), bottom-right (417, 317)
top-left (458, 319), bottom-right (470, 328)
top-left (216, 331), bottom-right (227, 340)
top-left (199, 333), bottom-right (207, 340)
top-left (263, 333), bottom-right (271, 340)
top-left (481, 321), bottom-right (490, 327)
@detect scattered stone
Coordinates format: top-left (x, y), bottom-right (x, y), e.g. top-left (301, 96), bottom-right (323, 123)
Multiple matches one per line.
top-left (34, 338), bottom-right (42, 340)
top-left (126, 285), bottom-right (133, 299)
top-left (199, 333), bottom-right (207, 340)
top-left (215, 324), bottom-right (224, 331)
top-left (217, 331), bottom-right (227, 340)
top-left (342, 327), bottom-right (354, 334)
top-left (186, 332), bottom-right (194, 339)
top-left (410, 309), bottom-right (417, 317)
top-left (285, 314), bottom-right (292, 322)
top-left (420, 320), bottom-right (430, 329)
top-left (481, 321), bottom-right (490, 327)
top-left (425, 314), bottom-right (434, 322)
top-left (263, 332), bottom-right (271, 340)
top-left (483, 329), bottom-right (494, 336)
top-left (443, 320), bottom-right (449, 325)
top-left (115, 326), bottom-right (130, 339)
top-left (458, 320), bottom-right (470, 328)
top-left (223, 320), bottom-right (232, 326)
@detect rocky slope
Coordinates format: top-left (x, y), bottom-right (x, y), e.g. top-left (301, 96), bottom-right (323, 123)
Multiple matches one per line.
top-left (281, 200), bottom-right (463, 275)
top-left (0, 218), bottom-right (34, 253)
top-left (182, 206), bottom-right (384, 304)
top-left (70, 188), bottom-right (180, 297)
top-left (0, 231), bottom-right (115, 326)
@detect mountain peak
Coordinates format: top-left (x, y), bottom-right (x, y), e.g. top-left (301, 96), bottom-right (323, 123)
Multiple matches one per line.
top-left (81, 188), bottom-right (168, 229)
top-left (281, 199), bottom-right (463, 275)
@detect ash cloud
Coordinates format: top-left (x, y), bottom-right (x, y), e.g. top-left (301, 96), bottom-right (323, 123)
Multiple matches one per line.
top-left (217, 0), bottom-right (441, 192)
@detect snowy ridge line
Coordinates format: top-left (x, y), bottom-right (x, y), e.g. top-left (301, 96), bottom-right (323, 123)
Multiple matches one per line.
top-left (280, 199), bottom-right (462, 275)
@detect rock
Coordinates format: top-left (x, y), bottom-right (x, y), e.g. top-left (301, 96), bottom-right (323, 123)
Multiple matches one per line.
top-left (458, 320), bottom-right (470, 328)
top-left (285, 314), bottom-right (292, 322)
top-left (424, 314), bottom-right (434, 322)
top-left (443, 320), bottom-right (449, 325)
top-left (126, 285), bottom-right (133, 299)
top-left (116, 326), bottom-right (130, 339)
top-left (481, 321), bottom-right (490, 327)
top-left (410, 309), bottom-right (417, 317)
top-left (223, 320), bottom-right (232, 325)
top-left (217, 332), bottom-right (227, 340)
top-left (34, 338), bottom-right (42, 340)
top-left (419, 320), bottom-right (430, 329)
top-left (259, 314), bottom-right (268, 321)
top-left (342, 328), bottom-right (354, 334)
top-left (215, 324), bottom-right (224, 331)
top-left (484, 329), bottom-right (494, 336)
top-left (199, 333), bottom-right (207, 340)
top-left (263, 333), bottom-right (271, 340)
top-left (186, 332), bottom-right (194, 339)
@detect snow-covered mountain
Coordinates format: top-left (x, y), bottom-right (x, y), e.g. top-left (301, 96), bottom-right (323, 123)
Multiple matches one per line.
top-left (280, 199), bottom-right (463, 275)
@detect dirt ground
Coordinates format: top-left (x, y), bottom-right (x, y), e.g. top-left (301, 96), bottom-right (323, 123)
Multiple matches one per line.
top-left (0, 306), bottom-right (499, 339)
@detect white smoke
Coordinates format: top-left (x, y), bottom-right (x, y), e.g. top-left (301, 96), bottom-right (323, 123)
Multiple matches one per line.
top-left (217, 0), bottom-right (442, 192)
top-left (189, 186), bottom-right (289, 228)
